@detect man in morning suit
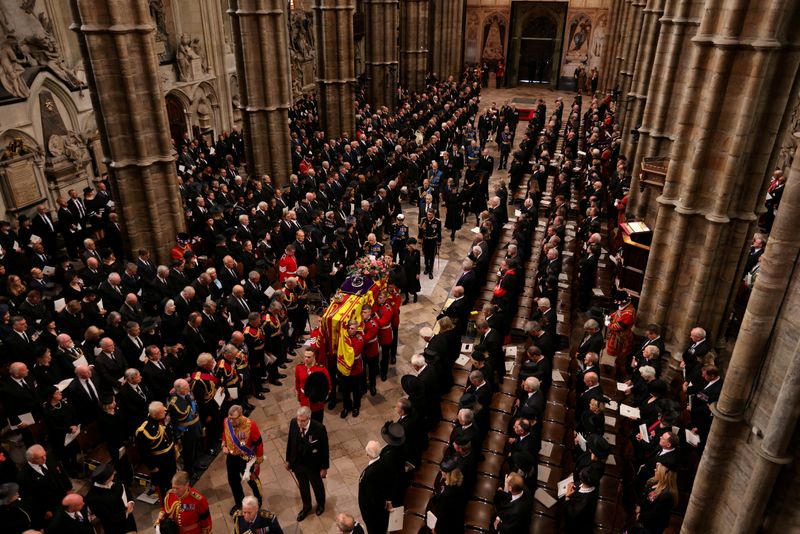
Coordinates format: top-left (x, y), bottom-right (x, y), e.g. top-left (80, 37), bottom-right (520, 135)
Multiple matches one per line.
top-left (494, 473), bottom-right (533, 533)
top-left (285, 406), bottom-right (329, 521)
top-left (358, 440), bottom-right (392, 534)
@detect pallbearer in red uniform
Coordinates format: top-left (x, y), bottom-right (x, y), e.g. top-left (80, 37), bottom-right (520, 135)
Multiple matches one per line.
top-left (605, 290), bottom-right (636, 358)
top-left (337, 320), bottom-right (364, 419)
top-left (158, 470), bottom-right (212, 534)
top-left (295, 348), bottom-right (331, 422)
top-left (360, 307), bottom-right (380, 396)
top-left (373, 292), bottom-right (394, 381)
top-left (278, 244), bottom-right (298, 283)
top-left (222, 404), bottom-right (264, 516)
top-left (171, 233), bottom-right (193, 262)
top-left (387, 283), bottom-right (402, 365)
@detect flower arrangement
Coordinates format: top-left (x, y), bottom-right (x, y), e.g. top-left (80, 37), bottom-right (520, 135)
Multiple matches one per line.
top-left (347, 256), bottom-right (391, 282)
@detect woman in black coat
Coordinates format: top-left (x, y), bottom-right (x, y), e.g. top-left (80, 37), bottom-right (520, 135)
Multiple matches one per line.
top-left (637, 463), bottom-right (678, 534)
top-left (443, 179), bottom-right (462, 241)
top-left (85, 465), bottom-right (137, 534)
top-left (429, 461), bottom-right (466, 534)
top-left (42, 386), bottom-right (81, 476)
top-left (402, 238), bottom-right (421, 303)
top-left (564, 467), bottom-right (600, 534)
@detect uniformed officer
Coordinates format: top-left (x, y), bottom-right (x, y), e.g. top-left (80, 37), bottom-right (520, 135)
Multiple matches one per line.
top-left (338, 320), bottom-right (365, 419)
top-left (190, 353), bottom-right (221, 454)
top-left (389, 214), bottom-right (409, 263)
top-left (135, 401), bottom-right (177, 500)
top-left (242, 316), bottom-right (267, 399)
top-left (372, 292), bottom-right (394, 382)
top-left (223, 404), bottom-right (264, 516)
top-left (295, 348), bottom-right (331, 422)
top-left (262, 302), bottom-right (286, 386)
top-left (294, 267), bottom-right (311, 344)
top-left (167, 379), bottom-right (203, 477)
top-left (419, 208), bottom-right (442, 278)
top-left (359, 307), bottom-right (380, 395)
top-left (277, 244), bottom-right (297, 283)
top-left (157, 470), bottom-right (212, 534)
top-left (234, 495), bottom-right (282, 534)
top-left (282, 277), bottom-right (301, 348)
top-left (217, 345), bottom-right (245, 414)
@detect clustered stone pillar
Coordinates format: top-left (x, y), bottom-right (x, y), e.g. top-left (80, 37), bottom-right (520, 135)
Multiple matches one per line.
top-left (430, 0), bottom-right (464, 81)
top-left (70, 0), bottom-right (185, 264)
top-left (684, 135), bottom-right (800, 532)
top-left (228, 0), bottom-right (293, 185)
top-left (616, 0), bottom-right (645, 126)
top-left (400, 0), bottom-right (429, 92)
top-left (600, 0), bottom-right (624, 91)
top-left (313, 0), bottom-right (356, 139)
top-left (627, 0), bottom-right (703, 222)
top-left (635, 0), bottom-right (800, 353)
top-left (364, 0), bottom-right (399, 110)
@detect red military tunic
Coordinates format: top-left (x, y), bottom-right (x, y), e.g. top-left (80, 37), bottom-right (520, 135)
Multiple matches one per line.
top-left (373, 302), bottom-right (394, 344)
top-left (295, 363), bottom-right (331, 412)
top-left (278, 253), bottom-right (297, 282)
top-left (223, 416), bottom-right (264, 473)
top-left (350, 332), bottom-right (365, 375)
top-left (160, 486), bottom-right (212, 534)
top-left (361, 315), bottom-right (380, 359)
top-left (389, 290), bottom-right (402, 328)
top-left (605, 302), bottom-right (636, 357)
top-left (171, 242), bottom-right (193, 262)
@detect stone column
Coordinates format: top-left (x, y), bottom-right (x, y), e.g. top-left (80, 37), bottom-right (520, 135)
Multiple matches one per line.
top-left (627, 0), bottom-right (702, 223)
top-left (620, 0), bottom-right (666, 152)
top-left (431, 0), bottom-right (465, 80)
top-left (400, 0), bottom-right (429, 92)
top-left (70, 0), bottom-right (185, 264)
top-left (609, 0), bottom-right (633, 92)
top-left (313, 0), bottom-right (356, 139)
top-left (617, 0), bottom-right (646, 127)
top-left (228, 0), bottom-right (293, 184)
top-left (364, 0), bottom-right (399, 110)
top-left (683, 134), bottom-right (800, 532)
top-left (635, 0), bottom-right (800, 352)
top-left (600, 0), bottom-right (624, 92)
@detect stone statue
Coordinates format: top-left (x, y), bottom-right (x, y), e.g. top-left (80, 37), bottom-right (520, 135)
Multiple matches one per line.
top-left (0, 36), bottom-right (28, 98)
top-left (149, 0), bottom-right (169, 42)
top-left (191, 37), bottom-right (209, 74)
top-left (48, 131), bottom-right (90, 169)
top-left (176, 33), bottom-right (195, 82)
top-left (567, 15), bottom-right (592, 61)
top-left (0, 137), bottom-right (36, 161)
top-left (289, 10), bottom-right (316, 94)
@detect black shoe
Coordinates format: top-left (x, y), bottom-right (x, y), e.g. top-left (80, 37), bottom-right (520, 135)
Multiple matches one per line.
top-left (297, 509), bottom-right (311, 522)
top-left (370, 386), bottom-right (377, 396)
top-left (429, 272), bottom-right (433, 279)
top-left (262, 386), bottom-right (270, 393)
top-left (340, 409), bottom-right (349, 418)
top-left (230, 505), bottom-right (241, 516)
top-left (277, 373), bottom-right (287, 379)
top-left (327, 399), bottom-right (337, 410)
top-left (316, 505), bottom-right (325, 516)
top-left (390, 356), bottom-right (396, 364)
top-left (352, 408), bottom-right (360, 417)
top-left (413, 294), bottom-right (418, 303)
top-left (269, 379), bottom-right (283, 386)
top-left (289, 350), bottom-right (296, 356)
top-left (254, 393), bottom-right (266, 400)
top-left (381, 373), bottom-right (388, 381)
top-left (279, 364), bottom-right (288, 369)
top-left (403, 296), bottom-right (409, 305)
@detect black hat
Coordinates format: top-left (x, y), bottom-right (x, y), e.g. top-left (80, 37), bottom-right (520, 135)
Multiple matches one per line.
top-left (304, 371), bottom-right (331, 403)
top-left (90, 463), bottom-right (115, 483)
top-left (83, 187), bottom-right (94, 195)
top-left (422, 347), bottom-right (439, 363)
top-left (613, 290), bottom-right (630, 302)
top-left (471, 350), bottom-right (486, 362)
top-left (16, 214), bottom-right (28, 223)
top-left (100, 394), bottom-right (115, 405)
top-left (656, 454), bottom-right (680, 473)
top-left (43, 384), bottom-right (59, 399)
top-left (176, 232), bottom-right (191, 243)
top-left (458, 392), bottom-right (478, 409)
top-left (647, 379), bottom-right (669, 398)
top-left (440, 456), bottom-right (459, 473)
top-left (381, 421), bottom-right (406, 446)
top-left (401, 374), bottom-right (424, 398)
top-left (141, 316), bottom-right (160, 331)
top-left (406, 237), bottom-right (417, 245)
top-left (586, 434), bottom-right (612, 459)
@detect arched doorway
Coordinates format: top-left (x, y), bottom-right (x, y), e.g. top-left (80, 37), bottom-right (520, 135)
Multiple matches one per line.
top-left (507, 2), bottom-right (567, 87)
top-left (519, 16), bottom-right (557, 83)
top-left (164, 94), bottom-right (187, 143)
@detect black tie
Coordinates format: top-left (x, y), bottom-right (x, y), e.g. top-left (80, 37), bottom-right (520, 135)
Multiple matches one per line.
top-left (22, 332), bottom-right (29, 343)
top-left (85, 381), bottom-right (97, 403)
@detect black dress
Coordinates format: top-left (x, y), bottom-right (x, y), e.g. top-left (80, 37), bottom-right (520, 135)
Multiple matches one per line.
top-left (638, 486), bottom-right (675, 534)
top-left (444, 186), bottom-right (462, 232)
top-left (430, 483), bottom-right (465, 534)
top-left (402, 249), bottom-right (421, 294)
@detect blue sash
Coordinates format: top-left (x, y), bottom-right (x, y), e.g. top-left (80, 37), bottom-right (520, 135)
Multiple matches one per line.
top-left (226, 418), bottom-right (255, 458)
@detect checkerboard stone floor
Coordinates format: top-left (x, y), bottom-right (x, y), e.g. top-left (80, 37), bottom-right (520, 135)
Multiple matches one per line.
top-left (122, 85), bottom-right (575, 533)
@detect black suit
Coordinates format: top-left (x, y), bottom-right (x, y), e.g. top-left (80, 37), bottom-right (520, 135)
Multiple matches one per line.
top-left (97, 281), bottom-right (125, 311)
top-left (518, 389), bottom-right (544, 420)
top-left (119, 336), bottom-right (147, 369)
top-left (495, 489), bottom-right (533, 534)
top-left (520, 357), bottom-right (551, 392)
top-left (94, 350), bottom-right (128, 393)
top-left (397, 412), bottom-right (427, 468)
top-left (17, 461), bottom-right (72, 529)
top-left (1, 376), bottom-right (41, 426)
top-left (117, 382), bottom-right (153, 436)
top-left (32, 213), bottom-right (58, 255)
top-left (48, 508), bottom-right (94, 534)
top-left (531, 331), bottom-right (556, 361)
top-left (682, 340), bottom-right (710, 384)
top-left (64, 376), bottom-right (102, 425)
top-left (577, 331), bottom-right (604, 361)
top-left (142, 360), bottom-right (177, 403)
top-left (576, 385), bottom-right (605, 420)
top-left (226, 294), bottom-right (252, 326)
top-left (136, 258), bottom-right (157, 281)
top-left (479, 328), bottom-right (504, 384)
top-left (3, 331), bottom-right (36, 365)
top-left (286, 419), bottom-right (329, 511)
top-left (358, 458), bottom-right (391, 534)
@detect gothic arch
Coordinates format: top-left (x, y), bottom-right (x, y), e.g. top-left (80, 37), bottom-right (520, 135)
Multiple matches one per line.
top-left (481, 11), bottom-right (509, 66)
top-left (190, 82), bottom-right (219, 137)
top-left (28, 75), bottom-right (81, 132)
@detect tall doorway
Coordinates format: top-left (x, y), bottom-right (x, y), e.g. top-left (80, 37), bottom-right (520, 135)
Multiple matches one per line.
top-left (507, 2), bottom-right (566, 87)
top-left (165, 94), bottom-right (187, 144)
